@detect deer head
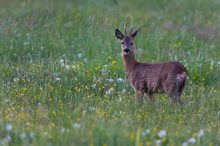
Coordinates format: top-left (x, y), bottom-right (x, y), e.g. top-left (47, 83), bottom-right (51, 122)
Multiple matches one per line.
top-left (115, 24), bottom-right (141, 55)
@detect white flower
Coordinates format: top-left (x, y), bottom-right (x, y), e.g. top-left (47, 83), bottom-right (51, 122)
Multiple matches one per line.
top-left (218, 111), bottom-right (220, 115)
top-left (145, 129), bottom-right (150, 134)
top-left (217, 62), bottom-right (220, 65)
top-left (78, 53), bottom-right (82, 58)
top-left (6, 135), bottom-right (11, 142)
top-left (106, 79), bottom-right (114, 83)
top-left (119, 111), bottom-right (122, 114)
top-left (197, 129), bottom-right (204, 137)
top-left (182, 142), bottom-right (188, 146)
top-left (188, 138), bottom-right (196, 144)
top-left (89, 107), bottom-right (95, 111)
top-left (158, 130), bottom-right (166, 138)
top-left (58, 59), bottom-right (64, 64)
top-left (141, 129), bottom-right (150, 137)
top-left (117, 78), bottom-right (124, 82)
top-left (61, 127), bottom-right (65, 133)
top-left (30, 133), bottom-right (35, 137)
top-left (122, 89), bottom-right (126, 94)
top-left (106, 90), bottom-right (112, 95)
top-left (156, 139), bottom-right (161, 145)
top-left (83, 58), bottom-right (88, 62)
top-left (72, 65), bottom-right (76, 69)
top-left (91, 84), bottom-right (96, 89)
top-left (117, 97), bottom-right (122, 102)
top-left (55, 78), bottom-right (61, 81)
top-left (13, 78), bottom-right (19, 82)
top-left (65, 65), bottom-right (70, 70)
top-left (73, 123), bottom-right (80, 129)
top-left (6, 124), bottom-right (12, 131)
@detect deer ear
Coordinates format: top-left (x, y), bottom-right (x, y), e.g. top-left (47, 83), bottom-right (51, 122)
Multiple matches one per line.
top-left (131, 28), bottom-right (141, 39)
top-left (115, 29), bottom-right (124, 40)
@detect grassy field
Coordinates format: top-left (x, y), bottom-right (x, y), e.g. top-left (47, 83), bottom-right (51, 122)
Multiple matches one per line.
top-left (0, 0), bottom-right (220, 145)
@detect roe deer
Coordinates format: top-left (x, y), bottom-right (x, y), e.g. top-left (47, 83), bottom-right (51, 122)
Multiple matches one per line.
top-left (115, 25), bottom-right (189, 105)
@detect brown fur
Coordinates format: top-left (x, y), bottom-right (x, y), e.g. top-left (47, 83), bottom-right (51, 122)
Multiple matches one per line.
top-left (115, 27), bottom-right (189, 105)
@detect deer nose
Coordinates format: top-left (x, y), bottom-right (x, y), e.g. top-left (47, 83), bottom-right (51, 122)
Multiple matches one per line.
top-left (123, 48), bottom-right (130, 53)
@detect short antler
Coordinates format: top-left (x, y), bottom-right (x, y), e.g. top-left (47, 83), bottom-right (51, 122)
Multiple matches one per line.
top-left (130, 25), bottom-right (133, 35)
top-left (124, 23), bottom-right (127, 36)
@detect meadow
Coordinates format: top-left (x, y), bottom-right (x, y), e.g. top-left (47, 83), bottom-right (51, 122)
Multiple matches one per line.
top-left (0, 0), bottom-right (220, 145)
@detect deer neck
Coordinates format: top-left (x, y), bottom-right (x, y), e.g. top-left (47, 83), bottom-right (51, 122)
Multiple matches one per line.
top-left (122, 51), bottom-right (138, 74)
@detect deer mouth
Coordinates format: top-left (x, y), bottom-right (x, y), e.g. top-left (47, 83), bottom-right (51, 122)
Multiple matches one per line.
top-left (123, 49), bottom-right (130, 55)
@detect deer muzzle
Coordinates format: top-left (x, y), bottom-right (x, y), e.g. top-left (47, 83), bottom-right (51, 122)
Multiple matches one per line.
top-left (123, 48), bottom-right (130, 55)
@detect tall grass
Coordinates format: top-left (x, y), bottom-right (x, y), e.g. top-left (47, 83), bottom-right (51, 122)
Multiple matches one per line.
top-left (0, 0), bottom-right (220, 145)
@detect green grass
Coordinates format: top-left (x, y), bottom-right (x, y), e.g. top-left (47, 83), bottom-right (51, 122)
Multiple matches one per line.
top-left (0, 0), bottom-right (220, 145)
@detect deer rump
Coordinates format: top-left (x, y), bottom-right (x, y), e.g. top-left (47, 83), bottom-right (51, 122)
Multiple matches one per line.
top-left (128, 61), bottom-right (188, 96)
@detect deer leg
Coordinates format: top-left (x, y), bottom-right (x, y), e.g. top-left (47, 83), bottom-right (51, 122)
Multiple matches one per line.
top-left (136, 91), bottom-right (144, 102)
top-left (148, 93), bottom-right (155, 104)
top-left (166, 84), bottom-right (183, 105)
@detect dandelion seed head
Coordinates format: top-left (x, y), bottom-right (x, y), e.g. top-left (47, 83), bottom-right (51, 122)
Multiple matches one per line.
top-left (197, 129), bottom-right (204, 137)
top-left (73, 123), bottom-right (80, 129)
top-left (117, 78), bottom-right (124, 82)
top-left (58, 59), bottom-right (64, 64)
top-left (65, 65), bottom-right (70, 70)
top-left (106, 79), bottom-right (114, 83)
top-left (55, 78), bottom-right (61, 81)
top-left (182, 142), bottom-right (188, 146)
top-left (158, 130), bottom-right (166, 138)
top-left (6, 124), bottom-right (12, 131)
top-left (188, 138), bottom-right (196, 143)
top-left (78, 53), bottom-right (82, 58)
top-left (13, 78), bottom-right (19, 82)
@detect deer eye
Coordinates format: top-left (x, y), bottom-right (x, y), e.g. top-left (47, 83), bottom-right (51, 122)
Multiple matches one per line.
top-left (121, 42), bottom-right (124, 44)
top-left (130, 42), bottom-right (133, 45)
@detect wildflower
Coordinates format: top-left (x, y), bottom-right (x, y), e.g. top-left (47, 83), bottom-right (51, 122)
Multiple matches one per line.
top-left (117, 97), bottom-right (122, 102)
top-left (218, 111), bottom-right (220, 115)
top-left (73, 123), bottom-right (80, 129)
top-left (106, 90), bottom-right (112, 95)
top-left (65, 65), bottom-right (70, 70)
top-left (89, 107), bottom-right (95, 111)
top-left (182, 142), bottom-right (188, 146)
top-left (58, 59), bottom-right (64, 64)
top-left (141, 129), bottom-right (150, 137)
top-left (72, 65), bottom-right (76, 69)
top-left (119, 111), bottom-right (122, 114)
top-left (217, 62), bottom-right (220, 65)
top-left (117, 78), bottom-right (124, 82)
top-left (106, 79), bottom-right (114, 83)
top-left (78, 53), bottom-right (82, 58)
top-left (158, 130), bottom-right (166, 138)
top-left (91, 84), bottom-right (96, 89)
top-left (0, 135), bottom-right (11, 145)
top-left (5, 124), bottom-right (12, 131)
top-left (13, 78), bottom-right (19, 82)
top-left (156, 139), bottom-right (161, 145)
top-left (188, 138), bottom-right (196, 144)
top-left (197, 129), bottom-right (204, 137)
top-left (55, 78), bottom-right (61, 81)
top-left (61, 127), bottom-right (65, 133)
